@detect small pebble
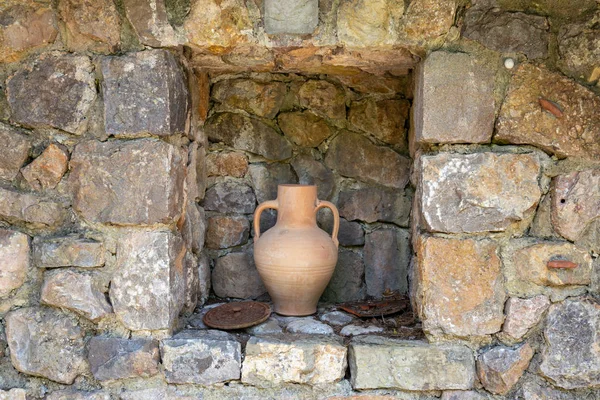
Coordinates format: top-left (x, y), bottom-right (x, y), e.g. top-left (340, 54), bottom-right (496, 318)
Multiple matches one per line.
top-left (286, 319), bottom-right (334, 335)
top-left (320, 311), bottom-right (354, 326)
top-left (246, 318), bottom-right (283, 335)
top-left (340, 325), bottom-right (384, 336)
top-left (504, 58), bottom-right (515, 69)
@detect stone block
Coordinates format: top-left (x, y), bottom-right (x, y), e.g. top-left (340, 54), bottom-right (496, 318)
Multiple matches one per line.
top-left (182, 251), bottom-right (199, 314)
top-left (264, 0), bottom-right (318, 34)
top-left (198, 251), bottom-right (211, 305)
top-left (338, 187), bottom-right (412, 226)
top-left (0, 389), bottom-right (26, 400)
top-left (519, 376), bottom-right (582, 400)
top-left (203, 181), bottom-right (256, 214)
top-left (349, 337), bottom-right (475, 390)
top-left (495, 63), bottom-right (600, 160)
top-left (337, 0), bottom-right (404, 47)
top-left (278, 111), bottom-right (333, 148)
top-left (325, 131), bottom-right (410, 189)
top-left (110, 231), bottom-right (185, 331)
top-left (184, 0), bottom-right (252, 48)
top-left (502, 295), bottom-right (550, 340)
top-left (182, 203), bottom-right (206, 255)
top-left (291, 154), bottom-right (335, 200)
top-left (0, 123), bottom-right (30, 181)
top-left (400, 0), bottom-right (456, 42)
top-left (441, 391), bottom-right (486, 400)
top-left (348, 99), bottom-right (409, 149)
top-left (286, 319), bottom-right (334, 335)
top-left (0, 187), bottom-right (66, 229)
top-left (212, 252), bottom-right (266, 299)
top-left (340, 325), bottom-right (384, 336)
top-left (477, 343), bottom-right (534, 395)
top-left (249, 163), bottom-right (297, 204)
top-left (5, 307), bottom-right (87, 384)
top-left (415, 236), bottom-right (505, 338)
top-left (212, 79), bottom-right (286, 119)
top-left (419, 152), bottom-right (542, 234)
top-left (321, 249), bottom-right (365, 303)
top-left (558, 21), bottom-right (600, 83)
top-left (242, 336), bottom-right (347, 386)
top-left (205, 215), bottom-right (249, 249)
top-left (33, 236), bottom-right (104, 268)
top-left (320, 311), bottom-right (354, 326)
top-left (41, 269), bottom-right (112, 322)
top-left (101, 49), bottom-right (188, 137)
top-left (319, 216), bottom-right (365, 246)
top-left (46, 391), bottom-right (110, 400)
top-left (70, 139), bottom-right (185, 226)
top-left (87, 337), bottom-right (159, 381)
top-left (161, 330), bottom-right (241, 385)
top-left (21, 143), bottom-right (69, 190)
top-left (297, 80), bottom-right (346, 121)
top-left (413, 51), bottom-right (495, 145)
top-left (0, 229), bottom-right (29, 298)
top-left (206, 152), bottom-right (248, 178)
top-left (364, 229), bottom-right (410, 298)
top-left (122, 0), bottom-right (182, 47)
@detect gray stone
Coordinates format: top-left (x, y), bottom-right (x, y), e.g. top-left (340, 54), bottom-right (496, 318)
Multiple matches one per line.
top-left (291, 153), bottom-right (335, 200)
top-left (0, 187), bottom-right (66, 229)
top-left (348, 98), bottom-right (410, 149)
top-left (503, 295), bottom-right (550, 340)
top-left (340, 325), bottom-right (384, 336)
top-left (206, 152), bottom-right (248, 178)
top-left (242, 336), bottom-right (347, 386)
top-left (249, 163), bottom-right (297, 204)
top-left (364, 229), bottom-right (410, 298)
top-left (205, 113), bottom-right (292, 161)
top-left (182, 251), bottom-right (199, 314)
top-left (321, 249), bottom-right (365, 303)
top-left (441, 391), bottom-right (486, 400)
top-left (123, 0), bottom-right (182, 47)
top-left (7, 53), bottom-right (96, 135)
top-left (5, 307), bottom-right (87, 384)
top-left (297, 80), bottom-right (346, 121)
top-left (278, 111), bottom-right (333, 148)
top-left (413, 51), bottom-right (495, 145)
top-left (46, 391), bottom-right (111, 400)
top-left (205, 215), bottom-right (249, 249)
top-left (0, 229), bottom-right (29, 298)
top-left (70, 139), bottom-right (185, 226)
top-left (212, 79), bottom-right (287, 119)
top-left (558, 22), bottom-right (600, 83)
top-left (286, 318), bottom-right (334, 335)
top-left (477, 343), bottom-right (534, 395)
top-left (318, 213), bottom-right (365, 246)
top-left (338, 187), bottom-right (412, 226)
top-left (420, 152), bottom-right (543, 234)
top-left (320, 311), bottom-right (354, 326)
top-left (87, 337), bottom-right (159, 381)
top-left (33, 236), bottom-right (105, 268)
top-left (101, 49), bottom-right (188, 137)
top-left (530, 193), bottom-right (560, 239)
top-left (519, 375), bottom-right (583, 400)
top-left (0, 389), bottom-right (25, 400)
top-left (264, 0), bottom-right (318, 34)
top-left (349, 337), bottom-right (476, 390)
top-left (337, 0), bottom-right (404, 47)
top-left (496, 0), bottom-right (596, 23)
top-left (160, 330), bottom-right (241, 385)
top-left (540, 298), bottom-right (600, 389)
top-left (181, 203), bottom-right (206, 255)
top-left (41, 269), bottom-right (112, 322)
top-left (110, 231), bottom-right (185, 331)
top-left (198, 252), bottom-right (211, 305)
top-left (325, 131), bottom-right (411, 189)
top-left (203, 181), bottom-right (256, 214)
top-left (21, 143), bottom-right (69, 191)
top-left (245, 318), bottom-right (283, 335)
top-left (212, 252), bottom-right (266, 299)
top-left (0, 123), bottom-right (30, 181)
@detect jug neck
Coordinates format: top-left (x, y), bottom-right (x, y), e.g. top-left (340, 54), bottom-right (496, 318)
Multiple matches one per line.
top-left (276, 185), bottom-right (318, 227)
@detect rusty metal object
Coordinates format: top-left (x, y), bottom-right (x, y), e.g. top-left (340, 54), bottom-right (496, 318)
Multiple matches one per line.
top-left (547, 260), bottom-right (578, 269)
top-left (338, 297), bottom-right (410, 318)
top-left (203, 301), bottom-right (271, 330)
top-left (539, 98), bottom-right (563, 118)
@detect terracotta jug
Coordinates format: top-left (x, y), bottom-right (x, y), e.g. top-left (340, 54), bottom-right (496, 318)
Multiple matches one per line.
top-left (253, 184), bottom-right (339, 316)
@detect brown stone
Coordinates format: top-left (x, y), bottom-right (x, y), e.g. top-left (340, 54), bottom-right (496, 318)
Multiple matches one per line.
top-left (184, 0), bottom-right (253, 48)
top-left (197, 71), bottom-right (210, 123)
top-left (0, 229), bottom-right (29, 298)
top-left (206, 215), bottom-right (249, 249)
top-left (33, 236), bottom-right (105, 268)
top-left (88, 337), bottom-right (159, 381)
top-left (249, 163), bottom-right (297, 204)
top-left (278, 111), bottom-right (333, 148)
top-left (477, 343), bottom-right (534, 395)
top-left (203, 181), bottom-right (256, 214)
top-left (297, 80), bottom-right (346, 121)
top-left (206, 152), bottom-right (248, 178)
top-left (364, 229), bottom-right (410, 298)
top-left (495, 63), bottom-right (600, 160)
top-left (0, 187), bottom-right (66, 229)
top-left (0, 123), bottom-right (30, 181)
top-left (415, 236), bottom-right (505, 338)
top-left (502, 295), bottom-right (550, 340)
top-left (122, 0), bottom-right (182, 47)
top-left (222, 46), bottom-right (275, 70)
top-left (558, 21), bottom-right (600, 83)
top-left (21, 143), bottom-right (69, 191)
top-left (291, 154), bottom-right (335, 200)
top-left (212, 252), bottom-right (266, 299)
top-left (336, 73), bottom-right (408, 95)
top-left (400, 0), bottom-right (456, 43)
top-left (212, 79), bottom-right (286, 119)
top-left (336, 0), bottom-right (404, 47)
top-left (497, 0), bottom-right (596, 22)
top-left (338, 187), bottom-right (412, 227)
top-left (349, 99), bottom-right (409, 149)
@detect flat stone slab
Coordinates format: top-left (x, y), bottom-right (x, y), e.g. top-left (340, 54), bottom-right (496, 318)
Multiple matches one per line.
top-left (0, 229), bottom-right (29, 298)
top-left (264, 0), bottom-right (318, 34)
top-left (88, 337), bottom-right (160, 381)
top-left (0, 187), bottom-right (66, 229)
top-left (0, 123), bottom-right (30, 181)
top-left (286, 319), bottom-right (334, 335)
top-left (33, 236), bottom-right (105, 268)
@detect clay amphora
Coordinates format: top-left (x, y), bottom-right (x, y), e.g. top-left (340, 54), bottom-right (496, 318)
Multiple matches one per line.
top-left (253, 184), bottom-right (339, 316)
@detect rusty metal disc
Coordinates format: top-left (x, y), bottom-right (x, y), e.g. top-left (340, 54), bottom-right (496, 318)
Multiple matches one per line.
top-left (203, 301), bottom-right (271, 330)
top-left (338, 297), bottom-right (410, 318)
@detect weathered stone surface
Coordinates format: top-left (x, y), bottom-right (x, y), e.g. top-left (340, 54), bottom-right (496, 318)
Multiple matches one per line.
top-left (291, 154), bottom-right (335, 200)
top-left (415, 236), bottom-right (505, 337)
top-left (278, 111), bottom-right (333, 148)
top-left (33, 236), bottom-right (104, 268)
top-left (249, 163), bottom-right (297, 204)
top-left (206, 152), bottom-right (248, 178)
top-left (182, 251), bottom-right (199, 315)
top-left (7, 53), bottom-right (96, 135)
top-left (400, 0), bottom-right (456, 43)
top-left (337, 73), bottom-right (408, 95)
top-left (41, 269), bottom-right (111, 322)
top-left (477, 343), bottom-right (534, 395)
top-left (161, 330), bottom-right (241, 385)
top-left (519, 376), bottom-right (582, 400)
top-left (503, 295), bottom-right (550, 340)
top-left (0, 187), bottom-right (66, 229)
top-left (198, 252), bottom-right (211, 305)
top-left (184, 0), bottom-right (252, 48)
top-left (0, 124), bottom-right (30, 181)
top-left (286, 319), bottom-right (334, 335)
top-left (441, 390), bottom-right (486, 400)
top-left (46, 391), bottom-right (110, 400)
top-left (420, 152), bottom-right (542, 233)
top-left (495, 63), bottom-right (600, 160)
top-left (497, 0), bottom-right (596, 22)
top-left (530, 193), bottom-right (559, 239)
top-left (242, 336), bottom-right (347, 386)
top-left (182, 203), bottom-right (206, 256)
top-left (413, 51), bottom-right (495, 145)
top-left (101, 50), bottom-right (188, 137)
top-left (87, 337), bottom-right (159, 381)
top-left (206, 113), bottom-right (292, 161)
top-left (212, 80), bottom-right (286, 119)
top-left (338, 187), bottom-right (411, 227)
top-left (320, 311), bottom-right (354, 326)
top-left (5, 307), bottom-right (86, 384)
top-left (0, 389), bottom-right (25, 400)
top-left (0, 229), bottom-right (29, 298)
top-left (246, 317), bottom-right (283, 335)
top-left (551, 169), bottom-right (600, 241)
top-left (540, 298), bottom-right (600, 389)
top-left (318, 216), bottom-right (365, 247)
top-left (558, 22), bottom-right (600, 83)
top-left (123, 0), bottom-right (182, 47)
top-left (337, 0), bottom-right (404, 47)
top-left (341, 325), bottom-right (384, 336)
top-left (212, 252), bottom-right (266, 299)
top-left (297, 80), bottom-right (346, 121)
top-left (321, 249), bottom-right (365, 303)
top-left (349, 99), bottom-right (409, 149)
top-left (58, 0), bottom-right (121, 53)
top-left (349, 337), bottom-right (475, 390)
top-left (206, 215), bottom-right (249, 249)
top-left (21, 143), bottom-right (68, 191)
top-left (325, 131), bottom-right (410, 189)
top-left (70, 139), bottom-right (185, 225)
top-left (364, 229), bottom-right (410, 298)
top-left (110, 231), bottom-right (185, 331)
top-left (264, 0), bottom-right (318, 34)
top-left (203, 181), bottom-right (256, 214)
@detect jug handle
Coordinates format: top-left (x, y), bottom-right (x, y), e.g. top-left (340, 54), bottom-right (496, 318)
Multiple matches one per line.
top-left (253, 200), bottom-right (278, 241)
top-left (315, 200), bottom-right (339, 248)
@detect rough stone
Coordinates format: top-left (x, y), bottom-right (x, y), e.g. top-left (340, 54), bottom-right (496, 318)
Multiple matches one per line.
top-left (101, 49), bottom-right (188, 137)
top-left (20, 143), bottom-right (69, 191)
top-left (519, 376), bottom-right (582, 400)
top-left (206, 152), bottom-right (248, 178)
top-left (203, 181), bottom-right (256, 214)
top-left (205, 113), bottom-right (292, 161)
top-left (297, 80), bottom-right (346, 121)
top-left (413, 51), bottom-right (495, 145)
top-left (321, 249), bottom-right (365, 303)
top-left (495, 63), bottom-right (600, 160)
top-left (337, 0), bottom-right (404, 47)
top-left (212, 252), bottom-right (266, 299)
top-left (0, 124), bottom-right (30, 181)
top-left (0, 187), bottom-right (66, 229)
top-left (364, 229), bottom-right (410, 298)
top-left (415, 236), bottom-right (505, 338)
top-left (7, 53), bottom-right (96, 135)
top-left (182, 203), bottom-right (206, 255)
top-left (205, 215), bottom-right (249, 249)
top-left (441, 391), bottom-right (486, 400)
top-left (182, 251), bottom-right (199, 314)
top-left (245, 318), bottom-right (283, 335)
top-left (87, 337), bottom-right (159, 381)
top-left (420, 152), bottom-right (542, 233)
top-left (249, 163), bottom-right (297, 204)
top-left (540, 298), bottom-right (600, 389)
top-left (5, 307), bottom-right (87, 384)
top-left (340, 325), bottom-right (384, 336)
top-left (45, 391), bottom-right (110, 400)
top-left (291, 154), bottom-right (335, 200)
top-left (0, 229), bottom-right (29, 298)
top-left (503, 295), bottom-right (550, 340)
top-left (212, 79), bottom-right (286, 119)
top-left (110, 231), bottom-right (185, 331)
top-left (0, 389), bottom-right (25, 400)
top-left (558, 22), bottom-right (600, 83)
top-left (161, 330), bottom-right (241, 385)
top-left (349, 337), bottom-right (475, 390)
top-left (70, 139), bottom-right (185, 225)
top-left (286, 318), bottom-right (334, 335)
top-left (325, 131), bottom-right (410, 189)
top-left (320, 311), bottom-right (354, 326)
top-left (242, 336), bottom-right (347, 386)
top-left (264, 0), bottom-right (318, 34)
top-left (338, 187), bottom-right (412, 226)
top-left (184, 0), bottom-right (253, 48)
top-left (278, 111), bottom-right (333, 148)
top-left (123, 0), bottom-right (182, 47)
top-left (497, 0), bottom-right (596, 22)
top-left (349, 99), bottom-right (409, 149)
top-left (530, 193), bottom-right (559, 239)
top-left (551, 169), bottom-right (600, 241)
top-left (477, 343), bottom-right (534, 395)
top-left (337, 73), bottom-right (408, 95)
top-left (33, 236), bottom-right (104, 268)
top-left (198, 252), bottom-right (211, 305)
top-left (400, 0), bottom-right (456, 43)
